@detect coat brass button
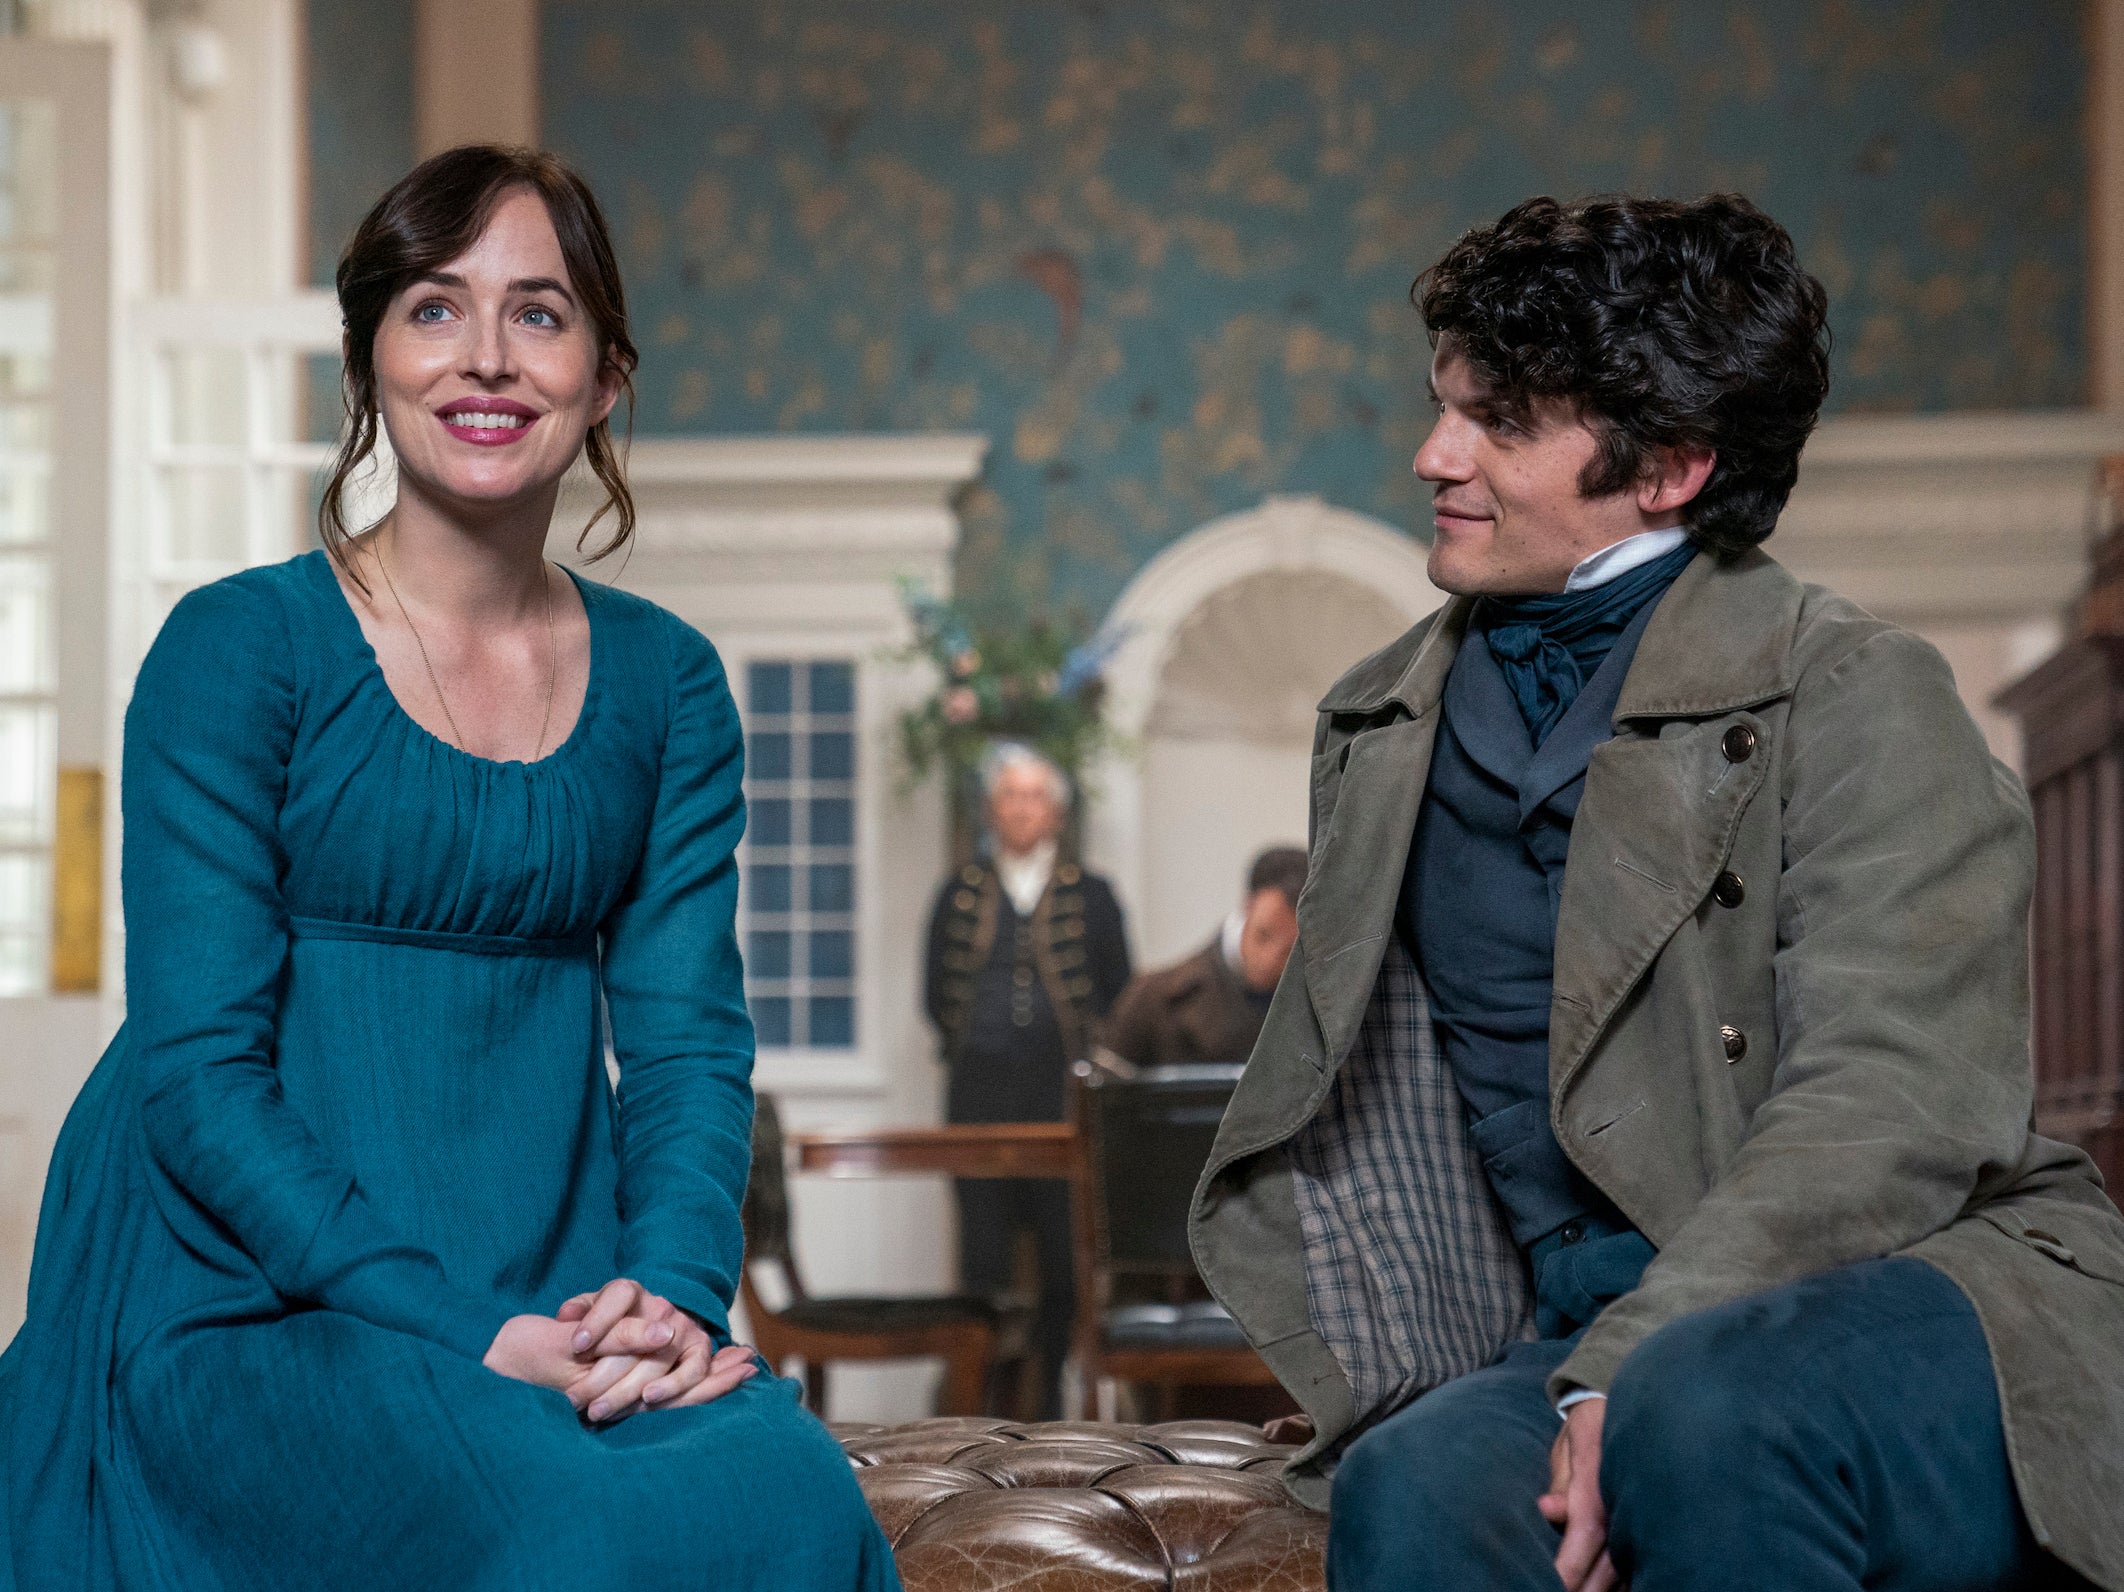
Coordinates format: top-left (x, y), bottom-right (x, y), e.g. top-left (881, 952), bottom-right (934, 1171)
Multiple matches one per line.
top-left (1721, 724), bottom-right (1757, 763)
top-left (1720, 1024), bottom-right (1748, 1062)
top-left (1712, 871), bottom-right (1745, 908)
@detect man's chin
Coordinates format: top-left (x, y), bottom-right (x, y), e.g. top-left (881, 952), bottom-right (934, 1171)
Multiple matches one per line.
top-left (1425, 545), bottom-right (1492, 597)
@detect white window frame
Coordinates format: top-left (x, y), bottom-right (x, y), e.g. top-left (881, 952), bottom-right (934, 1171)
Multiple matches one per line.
top-left (106, 289), bottom-right (349, 995)
top-left (738, 652), bottom-right (862, 1054)
top-left (0, 41), bottom-right (107, 996)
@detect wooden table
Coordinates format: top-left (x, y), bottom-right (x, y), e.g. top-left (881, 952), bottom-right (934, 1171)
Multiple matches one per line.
top-left (788, 1121), bottom-right (1081, 1180)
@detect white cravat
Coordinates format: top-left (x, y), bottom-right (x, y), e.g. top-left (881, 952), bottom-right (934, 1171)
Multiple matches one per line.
top-left (1220, 908), bottom-right (1246, 974)
top-left (995, 839), bottom-right (1057, 917)
top-left (1562, 526), bottom-right (1692, 592)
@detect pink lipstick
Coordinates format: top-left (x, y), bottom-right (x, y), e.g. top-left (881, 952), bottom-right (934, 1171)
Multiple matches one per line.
top-left (435, 396), bottom-right (540, 446)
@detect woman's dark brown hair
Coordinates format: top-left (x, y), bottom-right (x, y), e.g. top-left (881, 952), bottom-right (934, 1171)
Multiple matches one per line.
top-left (319, 145), bottom-right (640, 581)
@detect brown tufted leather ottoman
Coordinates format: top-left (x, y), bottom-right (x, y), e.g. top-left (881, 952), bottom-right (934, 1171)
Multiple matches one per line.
top-left (830, 1417), bottom-right (1326, 1591)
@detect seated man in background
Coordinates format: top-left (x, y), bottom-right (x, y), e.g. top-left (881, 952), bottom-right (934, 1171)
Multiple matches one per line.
top-left (1103, 846), bottom-right (1307, 1069)
top-left (924, 742), bottom-right (1130, 1418)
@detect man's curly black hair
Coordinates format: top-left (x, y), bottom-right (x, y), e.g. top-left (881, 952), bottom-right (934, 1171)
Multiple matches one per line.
top-left (1414, 194), bottom-right (1831, 558)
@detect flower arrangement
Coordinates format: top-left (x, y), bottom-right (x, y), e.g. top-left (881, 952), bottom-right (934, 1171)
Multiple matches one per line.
top-left (896, 581), bottom-right (1126, 794)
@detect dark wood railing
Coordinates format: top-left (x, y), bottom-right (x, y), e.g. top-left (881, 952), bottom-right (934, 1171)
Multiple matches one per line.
top-left (1999, 517), bottom-right (2124, 1189)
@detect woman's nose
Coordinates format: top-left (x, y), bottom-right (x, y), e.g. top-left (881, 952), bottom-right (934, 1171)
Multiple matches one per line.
top-left (464, 315), bottom-right (511, 381)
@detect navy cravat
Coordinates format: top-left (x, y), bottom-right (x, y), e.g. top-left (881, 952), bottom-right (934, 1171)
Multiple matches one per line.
top-left (1480, 542), bottom-right (1697, 746)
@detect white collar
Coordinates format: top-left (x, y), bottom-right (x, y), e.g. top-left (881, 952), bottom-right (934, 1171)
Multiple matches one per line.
top-left (1563, 526), bottom-right (1692, 593)
top-left (1220, 908), bottom-right (1246, 974)
top-left (994, 840), bottom-right (1057, 917)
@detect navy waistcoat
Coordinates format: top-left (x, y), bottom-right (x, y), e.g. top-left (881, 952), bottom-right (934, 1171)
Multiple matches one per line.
top-left (1398, 586), bottom-right (1677, 1335)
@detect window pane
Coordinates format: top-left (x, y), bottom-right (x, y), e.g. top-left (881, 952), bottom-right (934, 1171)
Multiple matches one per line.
top-left (809, 797), bottom-right (853, 846)
top-left (749, 864), bottom-right (792, 913)
top-left (0, 850), bottom-right (45, 995)
top-left (751, 996), bottom-right (791, 1048)
top-left (809, 731), bottom-right (854, 781)
top-left (748, 930), bottom-right (792, 979)
top-left (749, 731), bottom-right (792, 781)
top-left (811, 930), bottom-right (854, 980)
top-left (748, 661), bottom-right (793, 714)
top-left (751, 798), bottom-right (791, 847)
top-left (162, 466), bottom-right (250, 564)
top-left (808, 996), bottom-right (855, 1048)
top-left (809, 661), bottom-right (854, 714)
top-left (808, 863), bottom-right (853, 913)
top-left (740, 655), bottom-right (859, 1054)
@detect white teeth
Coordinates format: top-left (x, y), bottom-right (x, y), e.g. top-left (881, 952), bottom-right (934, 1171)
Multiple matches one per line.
top-left (449, 411), bottom-right (527, 430)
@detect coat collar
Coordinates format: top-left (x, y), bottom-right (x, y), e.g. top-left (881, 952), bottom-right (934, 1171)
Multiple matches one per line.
top-left (1613, 547), bottom-right (1805, 720)
top-left (1316, 546), bottom-right (1807, 725)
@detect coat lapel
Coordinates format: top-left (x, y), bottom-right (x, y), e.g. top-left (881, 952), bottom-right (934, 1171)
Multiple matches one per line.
top-left (1548, 550), bottom-right (1806, 1094)
top-left (1298, 599), bottom-right (1469, 1070)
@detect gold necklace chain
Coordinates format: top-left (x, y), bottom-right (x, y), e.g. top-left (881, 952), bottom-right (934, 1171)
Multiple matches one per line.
top-left (375, 539), bottom-right (558, 761)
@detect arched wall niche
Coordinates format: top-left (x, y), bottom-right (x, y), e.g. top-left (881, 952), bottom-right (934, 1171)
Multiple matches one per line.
top-left (1085, 495), bottom-right (1446, 968)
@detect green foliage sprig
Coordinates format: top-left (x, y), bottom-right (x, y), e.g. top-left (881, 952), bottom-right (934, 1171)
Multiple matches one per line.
top-left (895, 580), bottom-right (1125, 794)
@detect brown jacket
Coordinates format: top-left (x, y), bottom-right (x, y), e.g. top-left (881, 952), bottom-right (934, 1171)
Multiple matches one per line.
top-left (1103, 939), bottom-right (1269, 1069)
top-left (1190, 548), bottom-right (2124, 1588)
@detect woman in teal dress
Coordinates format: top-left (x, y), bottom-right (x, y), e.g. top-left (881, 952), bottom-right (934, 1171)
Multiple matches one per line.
top-left (0, 147), bottom-right (898, 1591)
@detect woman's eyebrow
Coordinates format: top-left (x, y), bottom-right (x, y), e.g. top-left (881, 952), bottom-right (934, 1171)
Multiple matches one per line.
top-left (509, 275), bottom-right (578, 305)
top-left (413, 270), bottom-right (578, 306)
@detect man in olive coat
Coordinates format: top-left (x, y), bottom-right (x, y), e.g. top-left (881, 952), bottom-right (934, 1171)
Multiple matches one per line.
top-left (1192, 194), bottom-right (2124, 1591)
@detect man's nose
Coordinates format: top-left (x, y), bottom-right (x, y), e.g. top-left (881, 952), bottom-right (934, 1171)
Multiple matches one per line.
top-left (1413, 413), bottom-right (1471, 484)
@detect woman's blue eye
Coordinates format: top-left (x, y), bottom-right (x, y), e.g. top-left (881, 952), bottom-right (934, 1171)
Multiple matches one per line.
top-left (415, 302), bottom-right (449, 322)
top-left (522, 307), bottom-right (559, 328)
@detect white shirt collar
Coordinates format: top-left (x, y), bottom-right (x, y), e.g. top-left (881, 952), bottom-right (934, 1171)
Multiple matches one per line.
top-left (1562, 526), bottom-right (1692, 593)
top-left (995, 839), bottom-right (1057, 917)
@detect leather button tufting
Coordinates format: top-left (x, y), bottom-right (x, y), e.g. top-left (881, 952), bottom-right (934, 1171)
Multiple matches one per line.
top-left (1721, 724), bottom-right (1757, 763)
top-left (1721, 1025), bottom-right (1748, 1062)
top-left (1712, 871), bottom-right (1745, 908)
top-left (839, 1417), bottom-right (1327, 1590)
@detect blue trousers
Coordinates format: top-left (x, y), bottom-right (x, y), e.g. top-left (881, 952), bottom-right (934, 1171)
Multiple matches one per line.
top-left (1328, 1257), bottom-right (2078, 1591)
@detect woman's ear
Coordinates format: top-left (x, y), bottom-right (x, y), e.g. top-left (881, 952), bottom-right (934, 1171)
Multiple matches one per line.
top-left (592, 357), bottom-right (624, 428)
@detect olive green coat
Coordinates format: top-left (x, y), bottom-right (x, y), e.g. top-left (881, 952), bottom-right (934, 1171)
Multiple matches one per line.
top-left (1190, 548), bottom-right (2124, 1588)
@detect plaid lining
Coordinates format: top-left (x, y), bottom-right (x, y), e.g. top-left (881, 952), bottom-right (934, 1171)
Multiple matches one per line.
top-left (1289, 935), bottom-right (1533, 1455)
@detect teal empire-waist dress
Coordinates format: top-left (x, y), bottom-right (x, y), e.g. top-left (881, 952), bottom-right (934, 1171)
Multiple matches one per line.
top-left (0, 550), bottom-right (899, 1591)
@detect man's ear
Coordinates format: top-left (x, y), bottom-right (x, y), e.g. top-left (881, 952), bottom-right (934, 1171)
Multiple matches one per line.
top-left (1638, 445), bottom-right (1717, 517)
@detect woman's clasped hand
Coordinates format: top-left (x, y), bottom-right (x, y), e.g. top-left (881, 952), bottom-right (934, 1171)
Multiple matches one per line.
top-left (483, 1277), bottom-right (760, 1424)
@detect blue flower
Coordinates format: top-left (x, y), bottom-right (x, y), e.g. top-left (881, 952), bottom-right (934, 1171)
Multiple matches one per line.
top-left (1056, 625), bottom-right (1127, 697)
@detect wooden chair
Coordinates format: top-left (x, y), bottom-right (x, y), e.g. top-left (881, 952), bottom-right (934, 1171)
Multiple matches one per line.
top-left (1068, 1057), bottom-right (1285, 1421)
top-left (738, 1095), bottom-right (1005, 1416)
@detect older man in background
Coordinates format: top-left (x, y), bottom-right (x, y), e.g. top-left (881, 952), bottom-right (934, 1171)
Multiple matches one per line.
top-left (1103, 847), bottom-right (1307, 1070)
top-left (924, 743), bottom-right (1130, 1417)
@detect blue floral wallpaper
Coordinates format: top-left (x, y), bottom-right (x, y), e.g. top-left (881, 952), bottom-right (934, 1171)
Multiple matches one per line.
top-left (307, 0), bottom-right (414, 287)
top-left (314, 1), bottom-right (2089, 616)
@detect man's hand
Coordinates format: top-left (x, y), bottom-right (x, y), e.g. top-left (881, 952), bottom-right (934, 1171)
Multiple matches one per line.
top-left (1539, 1396), bottom-right (1621, 1592)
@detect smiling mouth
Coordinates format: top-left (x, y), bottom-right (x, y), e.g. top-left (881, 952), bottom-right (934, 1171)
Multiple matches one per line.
top-left (438, 408), bottom-right (539, 446)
